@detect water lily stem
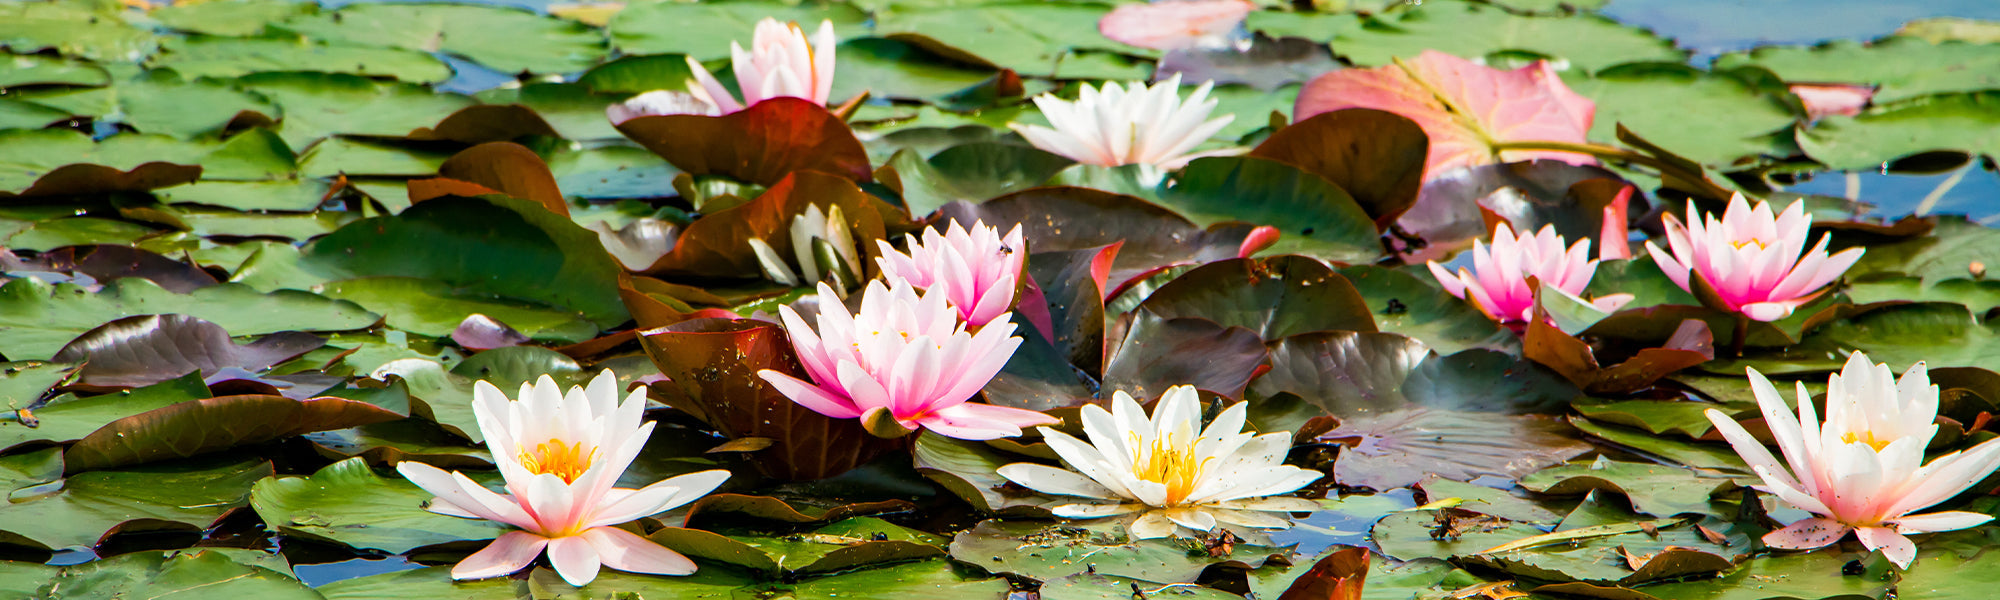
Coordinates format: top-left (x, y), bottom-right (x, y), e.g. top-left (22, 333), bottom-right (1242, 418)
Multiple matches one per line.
top-left (1730, 314), bottom-right (1749, 358)
top-left (1490, 140), bottom-right (1735, 200)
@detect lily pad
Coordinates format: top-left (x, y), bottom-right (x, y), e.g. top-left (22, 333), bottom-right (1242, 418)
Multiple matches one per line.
top-left (1563, 63), bottom-right (1799, 166)
top-left (650, 517), bottom-right (945, 575)
top-left (151, 36), bottom-right (453, 84)
top-left (0, 374), bottom-right (210, 451)
top-left (1155, 157), bottom-right (1383, 263)
top-left (0, 455), bottom-right (271, 550)
top-left (949, 518), bottom-right (1284, 584)
top-left (1247, 109), bottom-right (1428, 228)
top-left (66, 393), bottom-right (403, 471)
top-left (316, 277), bottom-right (599, 344)
top-left (1139, 255), bottom-right (1376, 341)
top-left (250, 457), bottom-right (510, 554)
top-left (34, 548), bottom-right (319, 599)
top-left (607, 1), bottom-right (869, 58)
top-left (1328, 0), bottom-right (1684, 73)
top-left (1713, 37), bottom-right (2000, 105)
top-left (1519, 458), bottom-right (1741, 518)
top-left (278, 3), bottom-right (607, 74)
top-left (879, 143), bottom-right (1075, 218)
top-left (615, 98), bottom-right (873, 186)
top-left (1336, 265), bottom-right (1514, 355)
top-left (1797, 92), bottom-right (2000, 170)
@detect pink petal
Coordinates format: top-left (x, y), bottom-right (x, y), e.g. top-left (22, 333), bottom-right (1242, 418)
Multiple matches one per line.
top-left (1791, 83), bottom-right (1874, 120)
top-left (1855, 526), bottom-right (1918, 569)
top-left (452, 531), bottom-right (549, 580)
top-left (1892, 511), bottom-right (1994, 535)
top-left (1762, 517), bottom-right (1849, 550)
top-left (582, 526), bottom-right (697, 576)
top-left (548, 535), bottom-right (604, 587)
top-left (1098, 0), bottom-right (1253, 51)
top-left (757, 370), bottom-right (863, 418)
top-left (915, 402), bottom-right (1056, 441)
top-left (1740, 301), bottom-right (1799, 322)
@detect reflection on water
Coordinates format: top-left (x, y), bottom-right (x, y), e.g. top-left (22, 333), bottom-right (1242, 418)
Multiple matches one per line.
top-left (1603, 0), bottom-right (2000, 59)
top-left (294, 555), bottom-right (426, 587)
top-left (1780, 162), bottom-right (2000, 224)
top-left (1271, 488), bottom-right (1417, 556)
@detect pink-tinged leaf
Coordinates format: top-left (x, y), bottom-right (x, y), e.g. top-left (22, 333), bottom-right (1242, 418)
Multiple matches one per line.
top-left (1789, 83), bottom-right (1874, 120)
top-left (1296, 50), bottom-right (1596, 179)
top-left (1098, 0), bottom-right (1254, 51)
top-left (452, 314), bottom-right (531, 350)
top-left (54, 315), bottom-right (325, 390)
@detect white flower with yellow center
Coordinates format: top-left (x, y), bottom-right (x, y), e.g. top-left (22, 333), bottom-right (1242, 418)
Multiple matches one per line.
top-left (397, 371), bottom-right (731, 586)
top-left (997, 386), bottom-right (1321, 539)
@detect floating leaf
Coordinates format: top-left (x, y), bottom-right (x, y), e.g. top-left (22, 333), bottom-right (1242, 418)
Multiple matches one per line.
top-left (1104, 311), bottom-right (1268, 400)
top-left (65, 394), bottom-right (402, 471)
top-left (1564, 63), bottom-right (1798, 166)
top-left (1248, 109), bottom-right (1428, 227)
top-left (640, 170), bottom-right (889, 280)
top-left (1141, 255), bottom-right (1376, 341)
top-left (607, 1), bottom-right (869, 57)
top-left (0, 278), bottom-right (373, 362)
top-left (1519, 459), bottom-right (1741, 519)
top-left (277, 3), bottom-right (607, 73)
top-left (54, 314), bottom-right (324, 389)
top-left (1157, 34), bottom-right (1338, 92)
top-left (936, 188), bottom-right (1254, 295)
top-left (650, 517), bottom-right (945, 576)
top-left (615, 97), bottom-right (873, 185)
top-left (250, 457), bottom-right (509, 554)
top-left (1713, 37), bottom-right (2000, 105)
top-left (1327, 0), bottom-right (1683, 73)
top-left (1797, 92), bottom-right (2000, 170)
top-left (0, 454), bottom-right (270, 550)
top-left (878, 143), bottom-right (1075, 218)
top-left (150, 36), bottom-right (452, 84)
top-left (948, 519), bottom-right (1283, 584)
top-left (1156, 156), bottom-right (1383, 262)
top-left (34, 549), bottom-right (318, 599)
top-left (1337, 265), bottom-right (1514, 355)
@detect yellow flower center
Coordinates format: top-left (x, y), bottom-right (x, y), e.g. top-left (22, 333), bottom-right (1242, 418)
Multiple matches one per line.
top-left (1731, 238), bottom-right (1769, 250)
top-left (1130, 432), bottom-right (1212, 506)
top-left (1841, 430), bottom-right (1894, 452)
top-left (519, 439), bottom-right (597, 484)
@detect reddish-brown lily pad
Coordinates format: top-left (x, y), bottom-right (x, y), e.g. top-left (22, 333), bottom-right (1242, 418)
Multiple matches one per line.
top-left (65, 394), bottom-right (403, 472)
top-left (641, 170), bottom-right (889, 279)
top-left (1249, 108), bottom-right (1429, 228)
top-left (614, 97), bottom-right (872, 185)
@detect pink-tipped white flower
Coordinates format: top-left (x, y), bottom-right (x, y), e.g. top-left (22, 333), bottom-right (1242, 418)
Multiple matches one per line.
top-left (684, 18), bottom-right (837, 114)
top-left (746, 204), bottom-right (865, 290)
top-left (1427, 223), bottom-right (1632, 324)
top-left (1098, 0), bottom-right (1254, 51)
top-left (396, 371), bottom-right (730, 587)
top-left (758, 279), bottom-right (1055, 440)
top-left (1011, 74), bottom-right (1236, 170)
top-left (1645, 195), bottom-right (1865, 322)
top-left (1706, 352), bottom-right (2000, 569)
top-left (875, 221), bottom-right (1026, 327)
top-left (997, 386), bottom-right (1322, 539)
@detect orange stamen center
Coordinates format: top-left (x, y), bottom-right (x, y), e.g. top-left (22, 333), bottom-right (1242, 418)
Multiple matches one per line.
top-left (1129, 432), bottom-right (1213, 506)
top-left (1841, 430), bottom-right (1893, 452)
top-left (519, 439), bottom-right (597, 484)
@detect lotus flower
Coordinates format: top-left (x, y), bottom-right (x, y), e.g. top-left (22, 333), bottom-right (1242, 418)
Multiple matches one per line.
top-left (588, 217), bottom-right (678, 271)
top-left (684, 18), bottom-right (837, 114)
top-left (1645, 195), bottom-right (1865, 321)
top-left (874, 220), bottom-right (1026, 327)
top-left (397, 371), bottom-right (731, 586)
top-left (997, 386), bottom-right (1321, 539)
top-left (757, 279), bottom-right (1056, 440)
top-left (1011, 74), bottom-right (1236, 170)
top-left (1705, 352), bottom-right (2000, 569)
top-left (1098, 0), bottom-right (1254, 51)
top-left (1427, 223), bottom-right (1632, 324)
top-left (606, 90), bottom-right (722, 124)
top-left (747, 204), bottom-right (865, 290)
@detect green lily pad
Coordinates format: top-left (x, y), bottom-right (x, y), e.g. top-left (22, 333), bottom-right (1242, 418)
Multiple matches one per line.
top-left (1329, 0), bottom-right (1683, 74)
top-left (873, 4), bottom-right (1135, 79)
top-left (0, 360), bottom-right (73, 406)
top-left (833, 37), bottom-right (1005, 103)
top-left (1156, 157), bottom-right (1383, 263)
top-left (151, 0), bottom-right (315, 37)
top-left (1338, 264), bottom-right (1516, 355)
top-left (1798, 92), bottom-right (2000, 170)
top-left (912, 431), bottom-right (1053, 513)
top-left (278, 3), bottom-right (606, 74)
top-left (948, 519), bottom-right (1283, 584)
top-left (1569, 416), bottom-right (1750, 473)
top-left (1716, 302), bottom-right (2000, 376)
top-left (608, 1), bottom-right (869, 58)
top-left (250, 457), bottom-right (510, 554)
top-left (1635, 547), bottom-right (1894, 600)
top-left (1564, 63), bottom-right (1799, 166)
top-left (0, 454), bottom-right (270, 550)
top-left (0, 1), bottom-right (156, 63)
top-left (650, 517), bottom-right (946, 576)
top-left (1846, 216), bottom-right (2000, 284)
top-left (0, 374), bottom-right (209, 451)
top-left (15, 71), bottom-right (276, 140)
top-left (1140, 255), bottom-right (1377, 341)
top-left (151, 35), bottom-right (453, 84)
top-left (317, 276), bottom-right (599, 344)
top-left (0, 277), bottom-right (377, 362)
top-left (379, 347), bottom-right (585, 443)
top-left (880, 143), bottom-right (1074, 218)
top-left (33, 548), bottom-right (319, 599)
top-left (236, 72), bottom-right (475, 149)
top-left (319, 565), bottom-right (754, 600)
top-left (1713, 37), bottom-right (2000, 105)
top-left (0, 53), bottom-right (109, 88)
top-left (303, 194), bottom-right (629, 329)
top-left (1519, 458), bottom-right (1742, 518)
top-left (66, 394), bottom-right (404, 471)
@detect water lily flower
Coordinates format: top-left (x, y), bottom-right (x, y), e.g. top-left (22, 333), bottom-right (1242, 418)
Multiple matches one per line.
top-left (685, 18), bottom-right (837, 114)
top-left (588, 217), bottom-right (678, 271)
top-left (1705, 352), bottom-right (2000, 569)
top-left (605, 90), bottom-right (722, 124)
top-left (1427, 223), bottom-right (1632, 324)
top-left (997, 386), bottom-right (1321, 539)
top-left (758, 279), bottom-right (1056, 440)
top-left (397, 371), bottom-right (731, 586)
top-left (747, 204), bottom-right (865, 290)
top-left (1098, 0), bottom-right (1254, 51)
top-left (1011, 74), bottom-right (1236, 170)
top-left (874, 220), bottom-right (1026, 327)
top-left (1645, 195), bottom-right (1865, 321)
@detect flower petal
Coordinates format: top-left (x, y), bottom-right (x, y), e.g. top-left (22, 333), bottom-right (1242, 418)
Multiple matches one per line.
top-left (1855, 526), bottom-right (1918, 570)
top-left (582, 526), bottom-right (697, 576)
top-left (548, 535), bottom-right (604, 587)
top-left (997, 463), bottom-right (1120, 499)
top-left (1761, 516), bottom-right (1849, 550)
top-left (452, 531), bottom-right (549, 581)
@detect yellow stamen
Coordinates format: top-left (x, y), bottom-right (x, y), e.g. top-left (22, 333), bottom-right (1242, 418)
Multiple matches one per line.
top-left (1128, 431), bottom-right (1214, 506)
top-left (1841, 430), bottom-right (1893, 452)
top-left (518, 439), bottom-right (598, 484)
top-left (1731, 238), bottom-right (1769, 250)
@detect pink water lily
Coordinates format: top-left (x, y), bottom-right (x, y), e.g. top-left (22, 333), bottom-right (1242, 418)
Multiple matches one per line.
top-left (684, 18), bottom-right (837, 114)
top-left (1427, 223), bottom-right (1631, 324)
top-left (1645, 195), bottom-right (1865, 321)
top-left (758, 279), bottom-right (1056, 440)
top-left (606, 90), bottom-right (722, 124)
top-left (1706, 352), bottom-right (2000, 569)
top-left (875, 220), bottom-right (1026, 327)
top-left (397, 371), bottom-right (731, 586)
top-left (1098, 0), bottom-right (1254, 51)
top-left (1011, 74), bottom-right (1236, 170)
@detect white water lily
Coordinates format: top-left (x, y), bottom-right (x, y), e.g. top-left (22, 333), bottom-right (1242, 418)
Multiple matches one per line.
top-left (1010, 74), bottom-right (1236, 170)
top-left (397, 371), bottom-right (731, 586)
top-left (746, 204), bottom-right (864, 289)
top-left (997, 386), bottom-right (1322, 539)
top-left (1707, 352), bottom-right (2000, 569)
top-left (588, 217), bottom-right (678, 271)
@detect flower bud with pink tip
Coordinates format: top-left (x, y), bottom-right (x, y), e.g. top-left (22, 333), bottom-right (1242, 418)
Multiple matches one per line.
top-left (875, 221), bottom-right (1026, 327)
top-left (758, 280), bottom-right (1057, 440)
top-left (683, 18), bottom-right (837, 114)
top-left (1706, 352), bottom-right (2000, 569)
top-left (1427, 223), bottom-right (1631, 324)
top-left (1645, 195), bottom-right (1864, 322)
